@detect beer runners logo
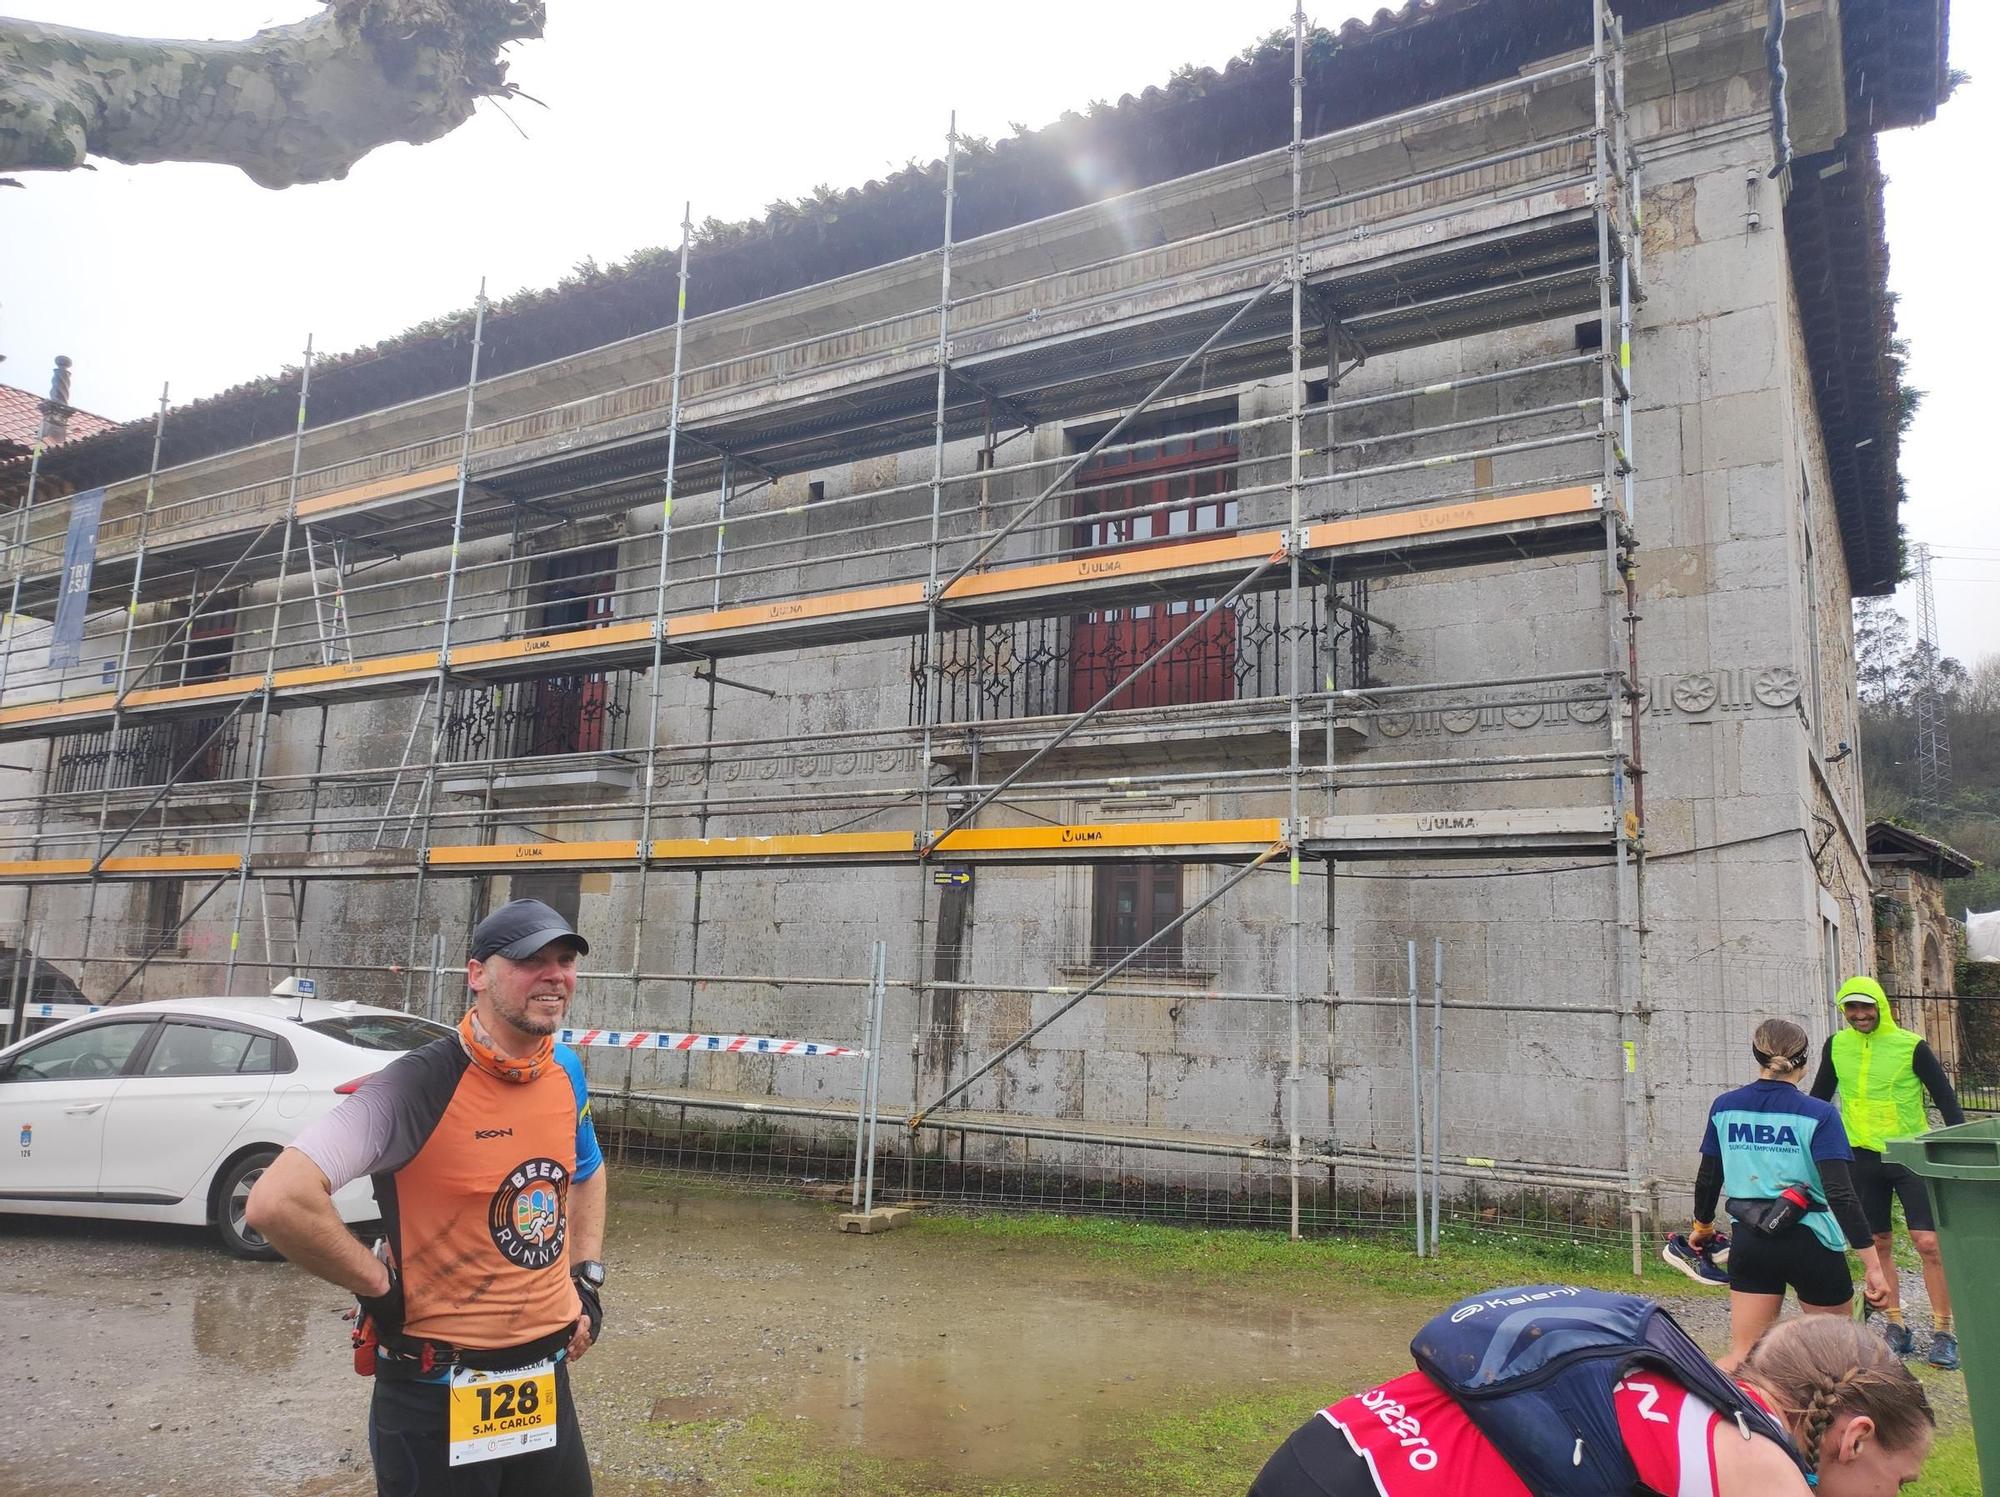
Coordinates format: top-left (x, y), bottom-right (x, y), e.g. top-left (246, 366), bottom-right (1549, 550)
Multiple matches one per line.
top-left (488, 1158), bottom-right (569, 1269)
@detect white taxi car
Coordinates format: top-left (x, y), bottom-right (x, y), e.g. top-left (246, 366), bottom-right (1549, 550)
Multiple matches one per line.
top-left (0, 989), bottom-right (452, 1258)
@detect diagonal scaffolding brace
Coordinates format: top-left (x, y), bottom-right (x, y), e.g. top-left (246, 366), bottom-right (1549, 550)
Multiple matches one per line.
top-left (935, 275), bottom-right (1290, 594)
top-left (907, 840), bottom-right (1287, 1129)
top-left (922, 549), bottom-right (1286, 853)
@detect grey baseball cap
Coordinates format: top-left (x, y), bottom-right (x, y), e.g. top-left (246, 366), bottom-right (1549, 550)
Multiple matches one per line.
top-left (469, 898), bottom-right (590, 961)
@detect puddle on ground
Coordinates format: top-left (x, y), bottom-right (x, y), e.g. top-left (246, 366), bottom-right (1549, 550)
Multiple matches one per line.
top-left (593, 1187), bottom-right (1418, 1484)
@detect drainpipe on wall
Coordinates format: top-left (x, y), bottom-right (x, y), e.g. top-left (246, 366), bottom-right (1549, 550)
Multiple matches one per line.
top-left (1764, 0), bottom-right (1794, 178)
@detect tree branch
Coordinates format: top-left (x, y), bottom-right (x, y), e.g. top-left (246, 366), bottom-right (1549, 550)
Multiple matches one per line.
top-left (0, 0), bottom-right (545, 189)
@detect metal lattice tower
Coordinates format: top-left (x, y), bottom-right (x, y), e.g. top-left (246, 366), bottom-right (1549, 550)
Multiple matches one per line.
top-left (1912, 542), bottom-right (1953, 807)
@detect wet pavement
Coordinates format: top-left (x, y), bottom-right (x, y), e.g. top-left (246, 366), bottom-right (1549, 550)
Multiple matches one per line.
top-left (1, 1181), bottom-right (1424, 1496)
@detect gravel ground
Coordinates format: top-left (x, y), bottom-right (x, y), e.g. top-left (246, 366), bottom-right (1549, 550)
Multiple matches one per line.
top-left (1, 1183), bottom-right (1420, 1496)
top-left (0, 1182), bottom-right (1962, 1496)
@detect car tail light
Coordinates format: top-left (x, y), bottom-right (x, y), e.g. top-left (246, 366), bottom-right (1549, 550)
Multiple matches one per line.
top-left (334, 1074), bottom-right (371, 1095)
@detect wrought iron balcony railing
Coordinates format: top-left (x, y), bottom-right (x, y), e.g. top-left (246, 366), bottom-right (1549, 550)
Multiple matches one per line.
top-left (441, 669), bottom-right (638, 765)
top-left (910, 588), bottom-right (1358, 727)
top-left (50, 715), bottom-right (243, 798)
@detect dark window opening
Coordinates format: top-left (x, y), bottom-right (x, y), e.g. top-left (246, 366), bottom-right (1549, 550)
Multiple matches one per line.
top-left (1090, 862), bottom-right (1184, 970)
top-left (136, 879), bottom-right (187, 956)
top-left (1574, 319), bottom-right (1604, 351)
top-left (181, 592), bottom-right (237, 684)
top-left (1068, 407), bottom-right (1239, 712)
top-left (808, 480), bottom-right (827, 504)
top-left (517, 547), bottom-right (618, 756)
top-left (531, 547), bottom-right (617, 634)
top-left (510, 869), bottom-right (583, 931)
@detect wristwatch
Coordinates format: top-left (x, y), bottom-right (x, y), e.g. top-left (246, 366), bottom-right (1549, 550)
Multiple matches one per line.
top-left (575, 1259), bottom-right (606, 1289)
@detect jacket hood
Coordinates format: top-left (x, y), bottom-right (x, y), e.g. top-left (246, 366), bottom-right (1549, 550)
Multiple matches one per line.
top-left (1836, 974), bottom-right (1900, 1028)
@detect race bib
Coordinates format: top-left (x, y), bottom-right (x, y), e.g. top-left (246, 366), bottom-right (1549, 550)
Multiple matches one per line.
top-left (447, 1358), bottom-right (557, 1467)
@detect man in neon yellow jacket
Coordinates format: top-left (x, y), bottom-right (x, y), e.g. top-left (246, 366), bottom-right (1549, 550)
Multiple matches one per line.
top-left (1810, 975), bottom-right (1965, 1369)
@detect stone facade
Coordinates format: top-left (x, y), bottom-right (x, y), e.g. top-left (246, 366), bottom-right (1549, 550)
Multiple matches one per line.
top-left (0, 0), bottom-right (1920, 1226)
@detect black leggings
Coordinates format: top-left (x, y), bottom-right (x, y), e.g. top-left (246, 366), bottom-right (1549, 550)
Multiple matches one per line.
top-left (1727, 1222), bottom-right (1853, 1308)
top-left (369, 1360), bottom-right (592, 1496)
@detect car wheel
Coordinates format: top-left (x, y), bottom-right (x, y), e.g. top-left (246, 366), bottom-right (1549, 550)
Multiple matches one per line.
top-left (214, 1148), bottom-right (282, 1261)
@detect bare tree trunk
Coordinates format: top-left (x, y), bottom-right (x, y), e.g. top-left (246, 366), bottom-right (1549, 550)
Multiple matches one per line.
top-left (0, 1), bottom-right (543, 188)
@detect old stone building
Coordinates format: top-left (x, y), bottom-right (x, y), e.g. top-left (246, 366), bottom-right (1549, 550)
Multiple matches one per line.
top-left (1869, 821), bottom-right (1975, 999)
top-left (0, 0), bottom-right (1953, 1242)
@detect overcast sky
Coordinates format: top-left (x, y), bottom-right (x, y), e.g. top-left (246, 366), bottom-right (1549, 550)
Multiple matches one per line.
top-left (3, 2), bottom-right (1994, 664)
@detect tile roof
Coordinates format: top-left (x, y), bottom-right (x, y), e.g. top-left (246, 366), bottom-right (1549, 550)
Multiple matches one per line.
top-left (0, 381), bottom-right (118, 455)
top-left (0, 0), bottom-right (1952, 594)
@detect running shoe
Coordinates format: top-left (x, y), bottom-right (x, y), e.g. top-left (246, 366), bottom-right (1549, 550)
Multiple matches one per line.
top-left (1928, 1331), bottom-right (1960, 1371)
top-left (1882, 1320), bottom-right (1916, 1357)
top-left (1662, 1232), bottom-right (1729, 1286)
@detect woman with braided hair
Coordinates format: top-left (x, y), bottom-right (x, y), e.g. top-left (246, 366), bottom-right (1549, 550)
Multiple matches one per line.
top-left (1248, 1301), bottom-right (1935, 1496)
top-left (1733, 1316), bottom-right (1936, 1492)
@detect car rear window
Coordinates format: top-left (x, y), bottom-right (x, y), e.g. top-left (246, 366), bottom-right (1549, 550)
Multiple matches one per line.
top-left (300, 1015), bottom-right (450, 1052)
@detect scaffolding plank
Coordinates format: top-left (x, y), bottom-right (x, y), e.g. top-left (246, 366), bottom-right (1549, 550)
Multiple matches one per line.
top-left (272, 649), bottom-right (443, 694)
top-left (933, 818), bottom-right (1282, 856)
top-left (666, 583), bottom-right (926, 645)
top-left (1305, 486), bottom-right (1595, 549)
top-left (1304, 805), bottom-right (1616, 859)
top-left (0, 809), bottom-right (1620, 885)
top-left (450, 619), bottom-right (656, 670)
top-left (427, 840), bottom-right (643, 870)
top-left (0, 488), bottom-right (1603, 742)
top-left (0, 853), bottom-right (242, 882)
top-left (296, 463), bottom-right (462, 521)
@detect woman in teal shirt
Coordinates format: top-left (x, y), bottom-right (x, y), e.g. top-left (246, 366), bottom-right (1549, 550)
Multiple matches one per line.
top-left (1685, 1018), bottom-right (1883, 1369)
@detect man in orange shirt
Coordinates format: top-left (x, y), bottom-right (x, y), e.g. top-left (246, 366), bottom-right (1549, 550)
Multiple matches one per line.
top-left (249, 900), bottom-right (608, 1495)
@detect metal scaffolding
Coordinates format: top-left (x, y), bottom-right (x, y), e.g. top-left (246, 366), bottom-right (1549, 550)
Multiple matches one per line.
top-left (0, 4), bottom-right (1650, 1255)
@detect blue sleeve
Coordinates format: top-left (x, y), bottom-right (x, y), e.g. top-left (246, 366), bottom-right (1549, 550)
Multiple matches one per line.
top-left (555, 1044), bottom-right (603, 1182)
top-left (1810, 1101), bottom-right (1853, 1163)
top-left (1699, 1105), bottom-right (1721, 1158)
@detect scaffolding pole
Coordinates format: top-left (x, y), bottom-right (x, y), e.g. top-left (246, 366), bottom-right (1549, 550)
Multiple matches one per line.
top-left (77, 383), bottom-right (171, 979)
top-left (1592, 3), bottom-right (1649, 1273)
top-left (625, 204), bottom-right (695, 1113)
top-left (1407, 939), bottom-right (1427, 1256)
top-left (912, 113), bottom-right (960, 1173)
top-left (225, 338), bottom-right (314, 995)
top-left (401, 284), bottom-right (488, 1007)
top-left (1285, 1), bottom-right (1308, 1241)
top-left (1431, 936), bottom-right (1444, 1255)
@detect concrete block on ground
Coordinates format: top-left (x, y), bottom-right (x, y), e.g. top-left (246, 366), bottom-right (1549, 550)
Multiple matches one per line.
top-left (837, 1206), bottom-right (914, 1234)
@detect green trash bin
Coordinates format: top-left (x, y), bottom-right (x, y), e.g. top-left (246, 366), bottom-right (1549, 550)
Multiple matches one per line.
top-left (1888, 1118), bottom-right (2000, 1479)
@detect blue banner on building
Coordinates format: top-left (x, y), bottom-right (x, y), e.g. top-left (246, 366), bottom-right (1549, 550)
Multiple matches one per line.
top-left (49, 486), bottom-right (106, 669)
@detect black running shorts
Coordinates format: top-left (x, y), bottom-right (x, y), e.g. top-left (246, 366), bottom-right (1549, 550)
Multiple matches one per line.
top-left (1725, 1220), bottom-right (1853, 1307)
top-left (1850, 1148), bottom-right (1936, 1235)
top-left (369, 1360), bottom-right (592, 1496)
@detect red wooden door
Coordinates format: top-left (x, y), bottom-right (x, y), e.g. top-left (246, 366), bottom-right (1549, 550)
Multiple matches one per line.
top-left (1068, 426), bottom-right (1239, 713)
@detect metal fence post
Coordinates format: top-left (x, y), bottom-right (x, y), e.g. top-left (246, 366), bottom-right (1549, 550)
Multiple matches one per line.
top-left (863, 940), bottom-right (888, 1215)
top-left (1408, 938), bottom-right (1427, 1256)
top-left (850, 946), bottom-right (881, 1209)
top-left (1431, 937), bottom-right (1444, 1255)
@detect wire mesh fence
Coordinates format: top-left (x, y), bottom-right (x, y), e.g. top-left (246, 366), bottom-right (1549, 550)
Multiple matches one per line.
top-left (1886, 993), bottom-right (2000, 1112)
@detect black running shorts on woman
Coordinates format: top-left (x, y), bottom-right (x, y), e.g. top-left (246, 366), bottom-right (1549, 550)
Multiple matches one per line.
top-left (1726, 1220), bottom-right (1853, 1306)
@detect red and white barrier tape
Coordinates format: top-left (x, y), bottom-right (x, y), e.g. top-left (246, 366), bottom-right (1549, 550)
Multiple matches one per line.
top-left (557, 1027), bottom-right (861, 1058)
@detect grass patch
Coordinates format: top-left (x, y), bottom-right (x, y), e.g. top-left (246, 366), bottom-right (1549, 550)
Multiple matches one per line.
top-left (906, 1208), bottom-right (1680, 1299)
top-left (1090, 1387), bottom-right (1323, 1496)
top-left (1910, 1427), bottom-right (1983, 1497)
